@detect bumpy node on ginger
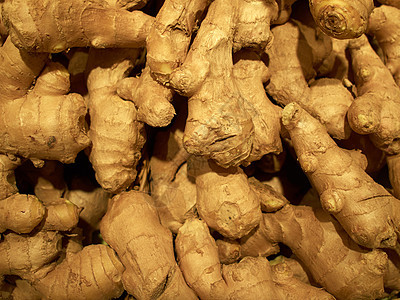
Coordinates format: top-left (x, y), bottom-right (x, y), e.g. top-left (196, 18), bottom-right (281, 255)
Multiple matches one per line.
top-left (86, 48), bottom-right (146, 193)
top-left (0, 41), bottom-right (90, 163)
top-left (188, 156), bottom-right (261, 239)
top-left (1, 0), bottom-right (154, 52)
top-left (100, 190), bottom-right (197, 299)
top-left (282, 102), bottom-right (400, 249)
top-left (308, 0), bottom-right (374, 39)
top-left (346, 34), bottom-right (400, 155)
top-left (232, 50), bottom-right (283, 163)
top-left (175, 218), bottom-right (335, 300)
top-left (367, 5), bottom-right (400, 87)
top-left (266, 20), bottom-right (353, 140)
top-left (149, 110), bottom-right (197, 234)
top-left (169, 0), bottom-right (281, 167)
top-left (0, 153), bottom-right (21, 199)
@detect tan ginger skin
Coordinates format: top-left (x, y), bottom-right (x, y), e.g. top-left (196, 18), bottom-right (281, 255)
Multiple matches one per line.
top-left (347, 34), bottom-right (400, 155)
top-left (100, 190), bottom-right (197, 300)
top-left (175, 218), bottom-right (335, 300)
top-left (232, 50), bottom-right (283, 163)
top-left (266, 20), bottom-right (353, 140)
top-left (309, 0), bottom-right (374, 39)
top-left (149, 111), bottom-right (197, 234)
top-left (169, 0), bottom-right (281, 167)
top-left (86, 48), bottom-right (146, 194)
top-left (367, 5), bottom-right (400, 87)
top-left (259, 204), bottom-right (388, 299)
top-left (0, 43), bottom-right (90, 163)
top-left (2, 0), bottom-right (154, 53)
top-left (282, 102), bottom-right (400, 249)
top-left (376, 0), bottom-right (400, 8)
top-left (188, 156), bottom-right (261, 239)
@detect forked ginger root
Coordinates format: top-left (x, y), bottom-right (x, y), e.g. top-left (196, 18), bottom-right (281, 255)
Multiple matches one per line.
top-left (175, 218), bottom-right (335, 300)
top-left (169, 0), bottom-right (281, 167)
top-left (309, 0), bottom-right (374, 39)
top-left (100, 190), bottom-right (197, 299)
top-left (282, 102), bottom-right (400, 249)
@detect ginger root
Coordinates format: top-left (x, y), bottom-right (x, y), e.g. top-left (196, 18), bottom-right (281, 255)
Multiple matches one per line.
top-left (282, 102), bottom-right (400, 249)
top-left (100, 190), bottom-right (197, 299)
top-left (309, 0), bottom-right (374, 39)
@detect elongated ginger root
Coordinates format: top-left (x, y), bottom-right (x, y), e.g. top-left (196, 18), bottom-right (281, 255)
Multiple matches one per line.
top-left (266, 20), bottom-right (353, 140)
top-left (188, 156), bottom-right (261, 239)
top-left (282, 102), bottom-right (400, 249)
top-left (2, 0), bottom-right (154, 52)
top-left (100, 190), bottom-right (197, 299)
top-left (347, 34), bottom-right (400, 155)
top-left (175, 218), bottom-right (335, 300)
top-left (87, 48), bottom-right (146, 193)
top-left (169, 0), bottom-right (280, 166)
top-left (367, 5), bottom-right (400, 87)
top-left (309, 0), bottom-right (374, 39)
top-left (233, 51), bottom-right (282, 163)
top-left (0, 59), bottom-right (90, 163)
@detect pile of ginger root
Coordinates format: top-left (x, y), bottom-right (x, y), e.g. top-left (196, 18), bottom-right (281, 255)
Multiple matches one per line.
top-left (2, 0), bottom-right (400, 299)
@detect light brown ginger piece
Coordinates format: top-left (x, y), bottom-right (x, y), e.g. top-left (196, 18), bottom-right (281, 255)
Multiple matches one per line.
top-left (0, 193), bottom-right (45, 234)
top-left (100, 190), bottom-right (197, 299)
top-left (188, 156), bottom-right (261, 239)
top-left (384, 249), bottom-right (400, 291)
top-left (215, 238), bottom-right (241, 265)
top-left (64, 174), bottom-right (111, 230)
top-left (31, 244), bottom-right (125, 300)
top-left (86, 48), bottom-right (146, 193)
top-left (266, 20), bottom-right (353, 140)
top-left (347, 34), bottom-right (400, 155)
top-left (2, 0), bottom-right (154, 53)
top-left (0, 60), bottom-right (90, 163)
top-left (309, 0), bottom-right (374, 39)
top-left (149, 107), bottom-right (196, 233)
top-left (175, 218), bottom-right (335, 300)
top-left (40, 200), bottom-right (80, 232)
top-left (367, 5), bottom-right (400, 87)
top-left (0, 38), bottom-right (47, 102)
top-left (0, 154), bottom-right (21, 199)
top-left (232, 50), bottom-right (283, 163)
top-left (169, 0), bottom-right (280, 167)
top-left (0, 230), bottom-right (62, 280)
top-left (282, 102), bottom-right (400, 249)
top-left (117, 66), bottom-right (175, 127)
top-left (146, 0), bottom-right (210, 84)
top-left (258, 203), bottom-right (388, 299)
